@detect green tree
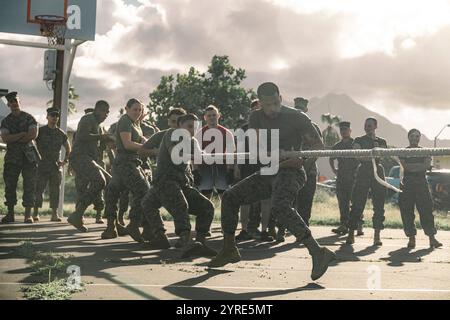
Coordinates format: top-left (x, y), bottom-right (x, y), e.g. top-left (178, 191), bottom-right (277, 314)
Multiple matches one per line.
top-left (321, 113), bottom-right (341, 148)
top-left (148, 55), bottom-right (256, 129)
top-left (47, 85), bottom-right (79, 114)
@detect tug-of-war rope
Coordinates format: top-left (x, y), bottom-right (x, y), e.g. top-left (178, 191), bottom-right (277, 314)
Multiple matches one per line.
top-left (200, 148), bottom-right (450, 194)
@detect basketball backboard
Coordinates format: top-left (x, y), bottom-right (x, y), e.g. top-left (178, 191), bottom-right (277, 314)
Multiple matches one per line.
top-left (0, 0), bottom-right (97, 41)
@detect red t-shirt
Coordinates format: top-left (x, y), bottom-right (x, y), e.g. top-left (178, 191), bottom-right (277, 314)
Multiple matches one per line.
top-left (195, 124), bottom-right (235, 153)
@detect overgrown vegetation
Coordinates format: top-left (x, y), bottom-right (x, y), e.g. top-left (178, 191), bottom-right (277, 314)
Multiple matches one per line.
top-left (16, 241), bottom-right (84, 300)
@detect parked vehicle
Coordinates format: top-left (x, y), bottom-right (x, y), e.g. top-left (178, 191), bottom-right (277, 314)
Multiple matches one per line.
top-left (386, 166), bottom-right (450, 209)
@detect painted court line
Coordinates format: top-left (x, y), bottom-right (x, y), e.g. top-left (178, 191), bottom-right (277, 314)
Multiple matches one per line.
top-left (1, 282), bottom-right (449, 293)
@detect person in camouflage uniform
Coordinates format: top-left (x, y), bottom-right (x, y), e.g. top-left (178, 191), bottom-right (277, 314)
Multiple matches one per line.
top-left (399, 129), bottom-right (442, 249)
top-left (234, 99), bottom-right (273, 242)
top-left (269, 98), bottom-right (322, 243)
top-left (106, 114), bottom-right (158, 226)
top-left (329, 121), bottom-right (359, 235)
top-left (346, 117), bottom-right (387, 246)
top-left (209, 83), bottom-right (336, 281)
top-left (67, 101), bottom-right (112, 232)
top-left (0, 92), bottom-right (39, 224)
top-left (140, 114), bottom-right (216, 257)
top-left (70, 107), bottom-right (108, 224)
top-left (106, 120), bottom-right (129, 225)
top-left (293, 97), bottom-right (320, 226)
top-left (101, 99), bottom-right (151, 242)
top-left (33, 108), bottom-right (71, 222)
top-left (137, 108), bottom-right (187, 247)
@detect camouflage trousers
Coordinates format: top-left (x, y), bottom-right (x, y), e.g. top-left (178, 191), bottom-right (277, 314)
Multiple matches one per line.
top-left (117, 169), bottom-right (152, 216)
top-left (348, 165), bottom-right (386, 230)
top-left (142, 180), bottom-right (214, 236)
top-left (75, 178), bottom-right (105, 212)
top-left (105, 159), bottom-right (149, 222)
top-left (35, 163), bottom-right (62, 209)
top-left (71, 155), bottom-right (107, 214)
top-left (295, 172), bottom-right (317, 226)
top-left (399, 176), bottom-right (436, 237)
top-left (336, 176), bottom-right (356, 227)
top-left (3, 155), bottom-right (37, 208)
top-left (221, 167), bottom-right (311, 242)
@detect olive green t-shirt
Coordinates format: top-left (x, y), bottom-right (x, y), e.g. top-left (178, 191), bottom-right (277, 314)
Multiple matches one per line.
top-left (71, 113), bottom-right (101, 160)
top-left (115, 114), bottom-right (143, 156)
top-left (142, 129), bottom-right (167, 151)
top-left (0, 111), bottom-right (38, 164)
top-left (153, 128), bottom-right (196, 185)
top-left (249, 105), bottom-right (319, 151)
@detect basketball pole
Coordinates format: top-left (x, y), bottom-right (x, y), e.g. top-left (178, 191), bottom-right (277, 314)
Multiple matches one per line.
top-left (57, 39), bottom-right (85, 218)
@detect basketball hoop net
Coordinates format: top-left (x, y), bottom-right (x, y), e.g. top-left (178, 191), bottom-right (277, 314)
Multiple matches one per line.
top-left (35, 15), bottom-right (67, 46)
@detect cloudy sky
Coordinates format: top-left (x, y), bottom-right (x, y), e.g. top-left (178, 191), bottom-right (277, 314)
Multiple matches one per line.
top-left (1, 0), bottom-right (450, 139)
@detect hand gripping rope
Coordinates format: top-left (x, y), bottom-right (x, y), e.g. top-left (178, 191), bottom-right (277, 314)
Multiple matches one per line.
top-left (201, 148), bottom-right (450, 194)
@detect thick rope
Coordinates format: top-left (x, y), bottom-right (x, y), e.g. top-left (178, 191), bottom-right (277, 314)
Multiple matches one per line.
top-left (280, 147), bottom-right (450, 159)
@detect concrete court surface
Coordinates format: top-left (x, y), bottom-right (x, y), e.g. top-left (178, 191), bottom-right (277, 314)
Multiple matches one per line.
top-left (0, 218), bottom-right (449, 300)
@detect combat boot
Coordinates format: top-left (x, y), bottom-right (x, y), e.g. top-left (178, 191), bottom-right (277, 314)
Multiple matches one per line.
top-left (141, 224), bottom-right (154, 242)
top-left (194, 232), bottom-right (217, 257)
top-left (373, 229), bottom-right (383, 246)
top-left (357, 224), bottom-right (364, 236)
top-left (32, 207), bottom-right (40, 222)
top-left (267, 225), bottom-right (277, 239)
top-left (429, 236), bottom-right (443, 248)
top-left (67, 212), bottom-right (88, 232)
top-left (208, 233), bottom-right (241, 268)
top-left (247, 227), bottom-right (261, 240)
top-left (95, 210), bottom-right (104, 224)
top-left (118, 211), bottom-right (126, 226)
top-left (116, 222), bottom-right (128, 237)
top-left (276, 228), bottom-right (286, 243)
top-left (332, 225), bottom-right (348, 235)
top-left (177, 231), bottom-right (203, 258)
top-left (303, 236), bottom-right (336, 280)
top-left (235, 230), bottom-right (252, 242)
top-left (148, 230), bottom-right (171, 249)
top-left (1, 206), bottom-right (15, 224)
top-left (311, 247), bottom-right (336, 280)
top-left (24, 207), bottom-right (33, 224)
top-left (101, 218), bottom-right (118, 239)
top-left (175, 230), bottom-right (192, 248)
top-left (126, 219), bottom-right (144, 243)
top-left (346, 229), bottom-right (355, 244)
top-left (407, 236), bottom-right (416, 249)
top-left (50, 208), bottom-right (62, 222)
top-left (260, 231), bottom-right (274, 242)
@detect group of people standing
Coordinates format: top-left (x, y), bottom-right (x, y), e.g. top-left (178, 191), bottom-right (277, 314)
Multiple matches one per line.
top-left (0, 82), bottom-right (443, 281)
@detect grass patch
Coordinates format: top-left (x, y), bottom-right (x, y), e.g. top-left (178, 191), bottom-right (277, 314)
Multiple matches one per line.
top-left (16, 241), bottom-right (84, 300)
top-left (21, 279), bottom-right (82, 300)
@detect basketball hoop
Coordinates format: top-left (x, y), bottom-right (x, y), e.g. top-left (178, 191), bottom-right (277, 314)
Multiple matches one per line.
top-left (35, 15), bottom-right (67, 46)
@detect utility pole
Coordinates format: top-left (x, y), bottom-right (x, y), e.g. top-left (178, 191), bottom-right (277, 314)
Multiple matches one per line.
top-left (52, 49), bottom-right (65, 123)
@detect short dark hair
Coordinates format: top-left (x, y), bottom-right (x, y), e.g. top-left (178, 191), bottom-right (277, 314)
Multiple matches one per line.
top-left (408, 128), bottom-right (421, 137)
top-left (250, 99), bottom-right (259, 109)
top-left (126, 98), bottom-right (143, 109)
top-left (95, 100), bottom-right (110, 110)
top-left (257, 82), bottom-right (280, 97)
top-left (177, 113), bottom-right (199, 126)
top-left (204, 105), bottom-right (219, 114)
top-left (168, 107), bottom-right (187, 117)
top-left (365, 117), bottom-right (378, 126)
